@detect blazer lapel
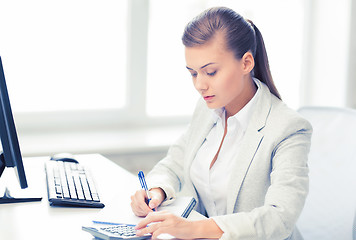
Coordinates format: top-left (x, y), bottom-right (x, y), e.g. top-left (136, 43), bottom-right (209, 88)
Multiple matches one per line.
top-left (184, 106), bottom-right (215, 173)
top-left (226, 127), bottom-right (264, 213)
top-left (181, 100), bottom-right (215, 208)
top-left (226, 81), bottom-right (272, 214)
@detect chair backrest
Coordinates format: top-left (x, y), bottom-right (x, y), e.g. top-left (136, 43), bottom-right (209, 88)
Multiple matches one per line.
top-left (297, 106), bottom-right (356, 240)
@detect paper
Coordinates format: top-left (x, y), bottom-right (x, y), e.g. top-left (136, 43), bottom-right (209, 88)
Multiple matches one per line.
top-left (93, 196), bottom-right (196, 225)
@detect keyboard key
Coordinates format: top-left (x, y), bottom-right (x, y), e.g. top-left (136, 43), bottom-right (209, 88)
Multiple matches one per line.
top-left (63, 189), bottom-right (70, 199)
top-left (55, 185), bottom-right (62, 194)
top-left (69, 185), bottom-right (77, 199)
top-left (92, 193), bottom-right (100, 202)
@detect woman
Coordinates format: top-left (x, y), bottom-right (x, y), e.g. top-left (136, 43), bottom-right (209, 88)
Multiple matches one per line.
top-left (131, 7), bottom-right (312, 240)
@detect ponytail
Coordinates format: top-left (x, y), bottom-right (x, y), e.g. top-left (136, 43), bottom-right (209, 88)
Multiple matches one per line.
top-left (182, 7), bottom-right (282, 100)
top-left (248, 20), bottom-right (281, 100)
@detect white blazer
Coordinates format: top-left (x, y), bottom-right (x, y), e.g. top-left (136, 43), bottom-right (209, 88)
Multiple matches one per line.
top-left (147, 80), bottom-right (312, 240)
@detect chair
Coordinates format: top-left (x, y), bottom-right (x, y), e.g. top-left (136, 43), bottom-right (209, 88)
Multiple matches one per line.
top-left (296, 106), bottom-right (356, 240)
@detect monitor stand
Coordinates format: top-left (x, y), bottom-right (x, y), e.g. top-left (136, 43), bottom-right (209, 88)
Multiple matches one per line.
top-left (0, 161), bottom-right (42, 204)
top-left (0, 186), bottom-right (42, 204)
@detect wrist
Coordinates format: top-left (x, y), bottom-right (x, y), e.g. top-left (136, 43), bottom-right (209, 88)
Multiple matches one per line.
top-left (191, 218), bottom-right (223, 239)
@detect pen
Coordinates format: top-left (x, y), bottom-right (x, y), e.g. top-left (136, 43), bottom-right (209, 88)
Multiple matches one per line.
top-left (138, 171), bottom-right (152, 206)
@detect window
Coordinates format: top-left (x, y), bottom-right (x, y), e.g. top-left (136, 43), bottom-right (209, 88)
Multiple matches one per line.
top-left (0, 0), bottom-right (127, 113)
top-left (146, 0), bottom-right (203, 117)
top-left (1, 0), bottom-right (352, 156)
top-left (1, 0), bottom-right (307, 133)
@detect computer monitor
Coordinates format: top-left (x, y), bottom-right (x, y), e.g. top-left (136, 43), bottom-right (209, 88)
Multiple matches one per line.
top-left (0, 56), bottom-right (42, 203)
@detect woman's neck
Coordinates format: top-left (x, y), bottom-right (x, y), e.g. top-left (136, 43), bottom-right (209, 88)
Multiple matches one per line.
top-left (225, 77), bottom-right (257, 118)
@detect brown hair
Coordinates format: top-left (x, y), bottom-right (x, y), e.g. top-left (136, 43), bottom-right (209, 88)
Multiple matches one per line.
top-left (182, 7), bottom-right (281, 100)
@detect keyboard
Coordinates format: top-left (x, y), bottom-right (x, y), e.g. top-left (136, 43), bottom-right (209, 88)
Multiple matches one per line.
top-left (44, 160), bottom-right (105, 208)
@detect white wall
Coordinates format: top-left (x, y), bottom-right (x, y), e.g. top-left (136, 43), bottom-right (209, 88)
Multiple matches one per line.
top-left (301, 0), bottom-right (352, 107)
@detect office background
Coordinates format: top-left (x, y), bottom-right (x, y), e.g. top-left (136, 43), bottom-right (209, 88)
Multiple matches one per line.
top-left (0, 0), bottom-right (355, 174)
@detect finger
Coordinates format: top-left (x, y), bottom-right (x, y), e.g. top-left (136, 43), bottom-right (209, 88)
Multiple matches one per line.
top-left (131, 201), bottom-right (152, 217)
top-left (131, 190), bottom-right (153, 216)
top-left (150, 188), bottom-right (165, 203)
top-left (151, 227), bottom-right (168, 239)
top-left (136, 221), bottom-right (161, 236)
top-left (133, 202), bottom-right (152, 217)
top-left (136, 189), bottom-right (154, 214)
top-left (135, 211), bottom-right (169, 229)
top-left (148, 189), bottom-right (164, 210)
top-left (137, 189), bottom-right (148, 202)
top-left (148, 198), bottom-right (160, 209)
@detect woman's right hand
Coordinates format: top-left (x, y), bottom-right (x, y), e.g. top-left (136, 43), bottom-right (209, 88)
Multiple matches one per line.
top-left (130, 188), bottom-right (166, 217)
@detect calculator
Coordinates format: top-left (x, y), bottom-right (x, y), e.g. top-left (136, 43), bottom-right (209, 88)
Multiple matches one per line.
top-left (82, 224), bottom-right (151, 239)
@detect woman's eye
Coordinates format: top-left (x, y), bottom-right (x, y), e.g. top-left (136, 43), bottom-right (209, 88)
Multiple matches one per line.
top-left (191, 72), bottom-right (197, 78)
top-left (207, 71), bottom-right (216, 76)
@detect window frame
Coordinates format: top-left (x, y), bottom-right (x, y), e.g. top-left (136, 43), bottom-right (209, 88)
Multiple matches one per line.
top-left (14, 0), bottom-right (191, 134)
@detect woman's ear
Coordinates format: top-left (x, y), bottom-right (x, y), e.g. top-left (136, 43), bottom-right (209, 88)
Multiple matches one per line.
top-left (241, 52), bottom-right (255, 73)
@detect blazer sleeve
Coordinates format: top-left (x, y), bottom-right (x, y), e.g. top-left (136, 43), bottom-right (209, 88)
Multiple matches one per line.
top-left (211, 119), bottom-right (312, 240)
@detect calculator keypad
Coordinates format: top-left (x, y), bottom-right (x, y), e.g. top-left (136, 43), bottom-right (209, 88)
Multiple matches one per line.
top-left (101, 225), bottom-right (137, 237)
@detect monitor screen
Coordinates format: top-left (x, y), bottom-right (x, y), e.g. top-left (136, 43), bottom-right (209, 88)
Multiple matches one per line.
top-left (0, 56), bottom-right (28, 189)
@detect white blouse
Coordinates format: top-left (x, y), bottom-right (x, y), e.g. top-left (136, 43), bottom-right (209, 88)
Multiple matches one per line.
top-left (190, 79), bottom-right (260, 217)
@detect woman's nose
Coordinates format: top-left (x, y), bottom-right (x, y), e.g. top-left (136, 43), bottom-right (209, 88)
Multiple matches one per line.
top-left (194, 75), bottom-right (208, 92)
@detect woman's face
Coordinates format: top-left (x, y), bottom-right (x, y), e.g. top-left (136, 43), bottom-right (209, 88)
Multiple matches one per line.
top-left (185, 32), bottom-right (255, 116)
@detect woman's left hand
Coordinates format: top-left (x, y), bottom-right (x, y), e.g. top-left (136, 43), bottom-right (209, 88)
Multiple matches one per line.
top-left (134, 211), bottom-right (195, 239)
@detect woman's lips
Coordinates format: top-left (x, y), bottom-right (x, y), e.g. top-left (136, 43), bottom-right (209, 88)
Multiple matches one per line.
top-left (203, 95), bottom-right (215, 101)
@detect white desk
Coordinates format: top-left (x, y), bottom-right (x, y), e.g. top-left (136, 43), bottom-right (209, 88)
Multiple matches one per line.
top-left (0, 154), bottom-right (203, 240)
